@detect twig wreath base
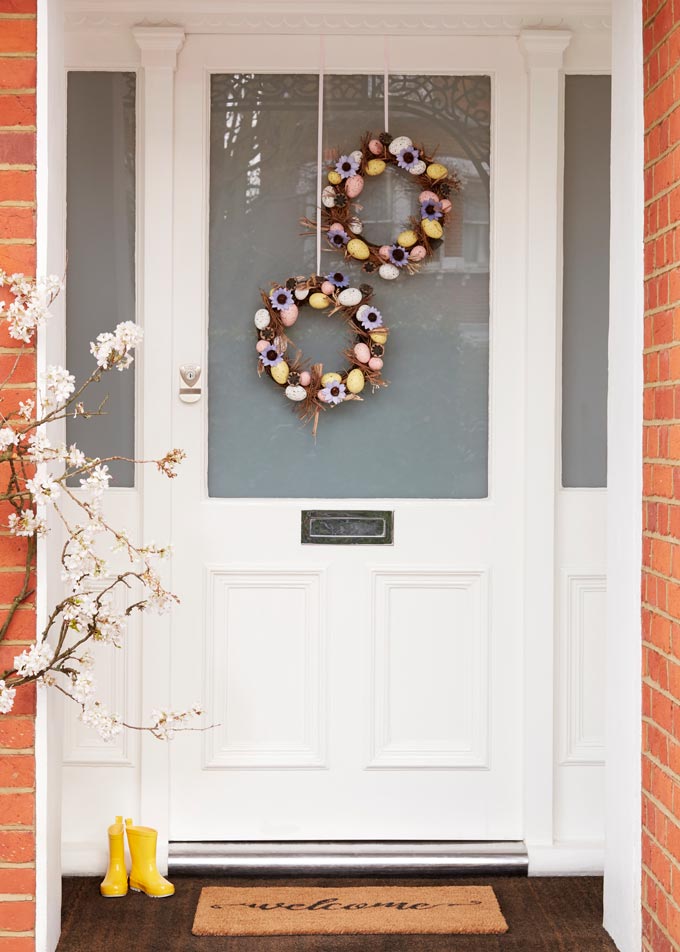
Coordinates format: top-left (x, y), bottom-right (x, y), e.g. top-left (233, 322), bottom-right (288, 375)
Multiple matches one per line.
top-left (255, 273), bottom-right (389, 433)
top-left (301, 131), bottom-right (460, 280)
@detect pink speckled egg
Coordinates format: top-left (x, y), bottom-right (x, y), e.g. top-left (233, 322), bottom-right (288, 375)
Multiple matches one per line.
top-left (378, 245), bottom-right (391, 261)
top-left (354, 342), bottom-right (371, 364)
top-left (321, 281), bottom-right (335, 296)
top-left (299, 371), bottom-right (311, 387)
top-left (368, 356), bottom-right (384, 371)
top-left (409, 245), bottom-right (427, 262)
top-left (317, 389), bottom-right (328, 402)
top-left (441, 198), bottom-right (452, 213)
top-left (256, 339), bottom-right (269, 353)
top-left (280, 304), bottom-right (299, 327)
top-left (368, 138), bottom-right (383, 155)
top-left (328, 221), bottom-right (345, 233)
top-left (419, 189), bottom-right (439, 203)
top-left (345, 175), bottom-right (364, 198)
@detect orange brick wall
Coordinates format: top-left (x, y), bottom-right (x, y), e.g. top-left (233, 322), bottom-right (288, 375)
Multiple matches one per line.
top-left (0, 2), bottom-right (37, 950)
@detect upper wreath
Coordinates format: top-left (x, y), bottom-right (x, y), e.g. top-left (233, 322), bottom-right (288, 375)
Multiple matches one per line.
top-left (315, 131), bottom-right (460, 281)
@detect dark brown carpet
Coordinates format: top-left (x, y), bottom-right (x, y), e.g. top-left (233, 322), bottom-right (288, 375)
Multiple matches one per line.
top-left (58, 875), bottom-right (618, 951)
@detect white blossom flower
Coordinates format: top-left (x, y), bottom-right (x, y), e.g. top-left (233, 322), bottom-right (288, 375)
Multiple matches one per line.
top-left (70, 667), bottom-right (95, 704)
top-left (80, 700), bottom-right (122, 741)
top-left (41, 365), bottom-right (75, 411)
top-left (90, 321), bottom-right (143, 372)
top-left (25, 432), bottom-right (53, 462)
top-left (0, 680), bottom-right (16, 714)
top-left (14, 641), bottom-right (54, 678)
top-left (79, 463), bottom-right (111, 505)
top-left (66, 444), bottom-right (86, 469)
top-left (25, 474), bottom-right (60, 505)
top-left (0, 271), bottom-right (63, 343)
top-left (18, 398), bottom-right (35, 421)
top-left (0, 427), bottom-right (17, 451)
top-left (8, 510), bottom-right (46, 537)
top-left (150, 705), bottom-right (203, 740)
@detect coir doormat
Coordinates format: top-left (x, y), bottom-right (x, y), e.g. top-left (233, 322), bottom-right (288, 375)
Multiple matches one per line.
top-left (192, 885), bottom-right (509, 936)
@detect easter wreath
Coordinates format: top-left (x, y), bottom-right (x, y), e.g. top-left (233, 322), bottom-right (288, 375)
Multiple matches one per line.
top-left (255, 273), bottom-right (389, 432)
top-left (304, 131), bottom-right (460, 281)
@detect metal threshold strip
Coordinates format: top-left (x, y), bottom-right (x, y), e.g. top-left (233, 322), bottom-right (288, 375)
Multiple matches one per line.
top-left (169, 841), bottom-right (528, 877)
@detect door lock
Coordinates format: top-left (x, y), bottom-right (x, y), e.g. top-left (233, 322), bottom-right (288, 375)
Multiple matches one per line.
top-left (179, 364), bottom-right (201, 403)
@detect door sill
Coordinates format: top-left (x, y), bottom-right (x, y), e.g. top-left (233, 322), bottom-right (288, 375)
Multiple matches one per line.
top-left (168, 840), bottom-right (528, 877)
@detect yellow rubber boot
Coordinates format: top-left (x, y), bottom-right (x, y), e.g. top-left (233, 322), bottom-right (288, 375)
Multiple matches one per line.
top-left (125, 818), bottom-right (175, 898)
top-left (100, 816), bottom-right (128, 898)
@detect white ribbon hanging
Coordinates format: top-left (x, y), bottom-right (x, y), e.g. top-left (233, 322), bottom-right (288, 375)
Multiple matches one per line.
top-left (383, 35), bottom-right (390, 133)
top-left (316, 36), bottom-right (325, 277)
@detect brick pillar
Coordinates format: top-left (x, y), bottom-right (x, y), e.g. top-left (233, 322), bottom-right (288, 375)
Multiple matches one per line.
top-left (0, 1), bottom-right (37, 949)
top-left (643, 1), bottom-right (680, 949)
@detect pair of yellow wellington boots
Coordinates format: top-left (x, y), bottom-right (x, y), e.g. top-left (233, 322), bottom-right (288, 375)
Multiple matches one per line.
top-left (100, 817), bottom-right (175, 899)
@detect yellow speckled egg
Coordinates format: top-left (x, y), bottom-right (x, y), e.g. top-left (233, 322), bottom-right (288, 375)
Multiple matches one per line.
top-left (321, 372), bottom-right (342, 386)
top-left (270, 361), bottom-right (289, 385)
top-left (346, 368), bottom-right (366, 394)
top-left (426, 162), bottom-right (448, 181)
top-left (370, 329), bottom-right (388, 345)
top-left (366, 158), bottom-right (386, 176)
top-left (397, 229), bottom-right (418, 248)
top-left (328, 170), bottom-right (342, 185)
top-left (310, 292), bottom-right (331, 309)
top-left (347, 238), bottom-right (370, 260)
top-left (421, 218), bottom-right (443, 240)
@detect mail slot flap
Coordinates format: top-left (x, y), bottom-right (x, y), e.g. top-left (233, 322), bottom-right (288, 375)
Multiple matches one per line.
top-left (301, 510), bottom-right (394, 545)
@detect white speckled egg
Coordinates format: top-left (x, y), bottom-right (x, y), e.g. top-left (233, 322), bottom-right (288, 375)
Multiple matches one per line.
top-left (299, 371), bottom-right (311, 387)
top-left (337, 287), bottom-right (362, 307)
top-left (353, 342), bottom-right (371, 364)
top-left (378, 263), bottom-right (400, 281)
top-left (254, 308), bottom-right (270, 330)
top-left (368, 356), bottom-right (384, 371)
top-left (346, 368), bottom-right (365, 394)
top-left (271, 361), bottom-right (289, 385)
top-left (350, 149), bottom-right (363, 164)
top-left (348, 216), bottom-right (363, 235)
top-left (409, 245), bottom-right (427, 262)
top-left (321, 281), bottom-right (335, 296)
top-left (388, 135), bottom-right (413, 156)
top-left (345, 174), bottom-right (364, 198)
top-left (285, 384), bottom-right (307, 402)
top-left (322, 185), bottom-right (336, 208)
top-left (256, 339), bottom-right (269, 353)
top-left (273, 336), bottom-right (287, 352)
top-left (419, 189), bottom-right (439, 203)
top-left (280, 304), bottom-right (299, 327)
top-left (408, 160), bottom-right (427, 176)
top-left (321, 372), bottom-right (342, 386)
top-left (294, 286), bottom-right (309, 300)
top-left (310, 292), bottom-right (331, 309)
top-left (368, 138), bottom-right (383, 155)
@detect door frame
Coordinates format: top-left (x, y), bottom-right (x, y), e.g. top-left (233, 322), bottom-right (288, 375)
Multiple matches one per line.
top-left (37, 3), bottom-right (642, 951)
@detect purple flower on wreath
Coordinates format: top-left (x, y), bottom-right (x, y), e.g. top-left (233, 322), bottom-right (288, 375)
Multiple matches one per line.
top-left (396, 146), bottom-right (420, 171)
top-left (321, 381), bottom-right (347, 406)
top-left (327, 228), bottom-right (349, 249)
top-left (357, 305), bottom-right (383, 331)
top-left (388, 245), bottom-right (409, 268)
top-left (260, 347), bottom-right (283, 368)
top-left (420, 199), bottom-right (444, 221)
top-left (326, 271), bottom-right (349, 288)
top-left (269, 287), bottom-right (294, 311)
top-left (335, 155), bottom-right (359, 179)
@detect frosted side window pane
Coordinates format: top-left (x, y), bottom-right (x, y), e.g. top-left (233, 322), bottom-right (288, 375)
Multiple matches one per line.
top-left (562, 75), bottom-right (611, 488)
top-left (208, 74), bottom-right (490, 498)
top-left (66, 72), bottom-right (136, 487)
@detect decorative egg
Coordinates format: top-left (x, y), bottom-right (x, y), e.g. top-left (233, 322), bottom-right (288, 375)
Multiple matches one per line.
top-left (321, 281), bottom-right (335, 296)
top-left (256, 339), bottom-right (269, 353)
top-left (345, 175), bottom-right (364, 198)
top-left (317, 389), bottom-right (329, 402)
top-left (368, 138), bottom-right (383, 155)
top-left (273, 336), bottom-right (287, 352)
top-left (366, 158), bottom-right (386, 176)
top-left (408, 160), bottom-right (427, 176)
top-left (285, 384), bottom-right (307, 402)
top-left (353, 342), bottom-right (371, 363)
top-left (254, 308), bottom-right (270, 329)
top-left (310, 292), bottom-right (331, 309)
top-left (378, 263), bottom-right (400, 281)
top-left (322, 185), bottom-right (336, 207)
top-left (328, 221), bottom-right (345, 233)
top-left (378, 245), bottom-right (391, 261)
top-left (350, 150), bottom-right (363, 164)
top-left (409, 244), bottom-right (427, 262)
top-left (271, 361), bottom-right (289, 385)
top-left (321, 372), bottom-right (342, 386)
top-left (328, 170), bottom-right (342, 185)
top-left (347, 238), bottom-right (370, 260)
top-left (441, 198), bottom-right (452, 213)
top-left (294, 287), bottom-right (309, 300)
top-left (280, 304), bottom-right (299, 327)
top-left (422, 218), bottom-right (443, 240)
top-left (397, 229), bottom-right (418, 248)
top-left (347, 216), bottom-right (363, 235)
top-left (299, 371), bottom-right (311, 387)
top-left (337, 287), bottom-right (362, 307)
top-left (419, 189), bottom-right (439, 203)
top-left (370, 329), bottom-right (388, 345)
top-left (426, 162), bottom-right (448, 180)
top-left (346, 368), bottom-right (366, 394)
top-left (388, 135), bottom-right (413, 156)
top-left (368, 356), bottom-right (384, 371)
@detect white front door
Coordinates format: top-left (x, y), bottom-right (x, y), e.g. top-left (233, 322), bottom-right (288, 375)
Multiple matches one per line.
top-left (168, 34), bottom-right (527, 842)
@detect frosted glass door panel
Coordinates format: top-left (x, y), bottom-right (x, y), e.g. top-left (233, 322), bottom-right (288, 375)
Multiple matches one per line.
top-left (208, 74), bottom-right (490, 498)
